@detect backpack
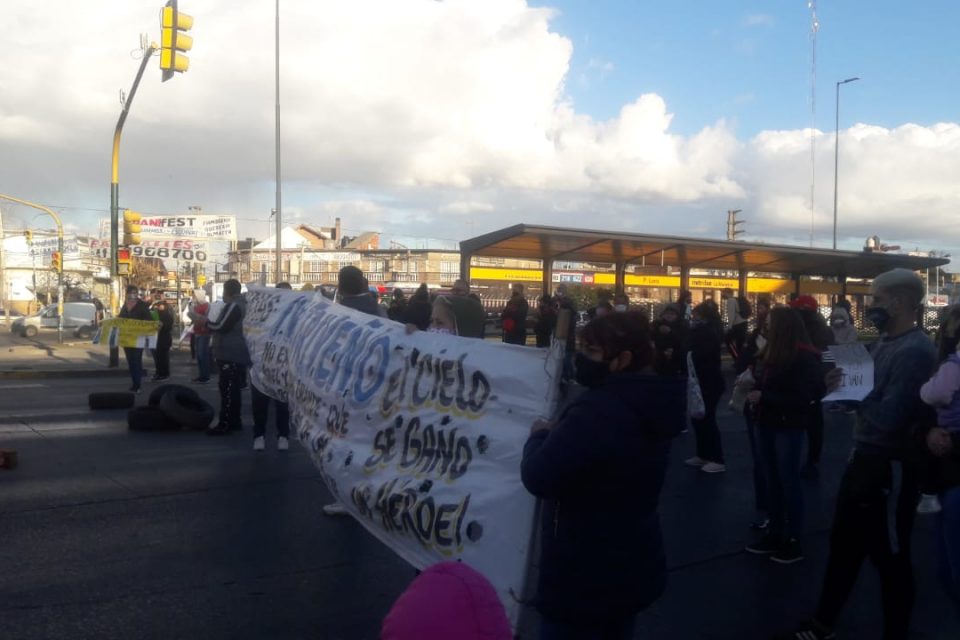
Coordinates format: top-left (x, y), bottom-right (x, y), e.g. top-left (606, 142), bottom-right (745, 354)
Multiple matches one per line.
top-left (737, 296), bottom-right (752, 319)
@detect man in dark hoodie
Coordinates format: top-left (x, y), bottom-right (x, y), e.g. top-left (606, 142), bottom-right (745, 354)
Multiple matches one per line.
top-left (190, 279), bottom-right (250, 435)
top-left (781, 269), bottom-right (937, 640)
top-left (336, 265), bottom-right (380, 315)
top-left (522, 311), bottom-right (686, 638)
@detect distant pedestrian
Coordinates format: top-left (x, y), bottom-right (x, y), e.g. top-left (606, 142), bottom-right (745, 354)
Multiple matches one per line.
top-left (652, 303), bottom-right (687, 377)
top-left (501, 283), bottom-right (529, 345)
top-left (613, 291), bottom-right (630, 312)
top-left (401, 284), bottom-right (432, 331)
top-left (722, 288), bottom-right (749, 360)
top-left (554, 284), bottom-right (578, 381)
top-left (686, 302), bottom-right (727, 473)
top-left (190, 289), bottom-right (211, 384)
top-left (780, 268), bottom-right (936, 640)
top-left (446, 278), bottom-right (486, 339)
top-left (191, 279), bottom-right (250, 436)
top-left (251, 282), bottom-right (292, 452)
top-left (522, 311), bottom-right (686, 638)
top-left (149, 289), bottom-right (174, 382)
top-left (534, 294), bottom-right (558, 348)
top-left (387, 288), bottom-right (407, 322)
top-left (119, 284), bottom-right (152, 393)
top-left (789, 295), bottom-right (832, 479)
top-left (829, 304), bottom-right (858, 345)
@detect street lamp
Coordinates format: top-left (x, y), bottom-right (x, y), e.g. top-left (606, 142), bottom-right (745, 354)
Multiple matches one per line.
top-left (833, 76), bottom-right (860, 250)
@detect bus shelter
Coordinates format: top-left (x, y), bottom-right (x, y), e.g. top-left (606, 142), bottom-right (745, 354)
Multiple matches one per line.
top-left (459, 224), bottom-right (949, 303)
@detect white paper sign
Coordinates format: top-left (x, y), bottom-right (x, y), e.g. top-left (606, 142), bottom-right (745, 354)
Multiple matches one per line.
top-left (243, 287), bottom-right (560, 622)
top-left (823, 343), bottom-right (874, 402)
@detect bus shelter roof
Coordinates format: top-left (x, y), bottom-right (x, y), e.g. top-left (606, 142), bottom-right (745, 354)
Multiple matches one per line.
top-left (459, 224), bottom-right (949, 280)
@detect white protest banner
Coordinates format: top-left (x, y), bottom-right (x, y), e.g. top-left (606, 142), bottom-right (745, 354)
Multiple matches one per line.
top-left (823, 343), bottom-right (874, 402)
top-left (90, 240), bottom-right (209, 263)
top-left (138, 215), bottom-right (237, 241)
top-left (29, 235), bottom-right (79, 258)
top-left (244, 287), bottom-right (558, 623)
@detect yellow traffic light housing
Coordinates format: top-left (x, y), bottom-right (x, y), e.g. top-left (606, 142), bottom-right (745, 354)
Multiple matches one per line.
top-left (123, 209), bottom-right (142, 246)
top-left (160, 0), bottom-right (193, 82)
top-left (51, 251), bottom-right (62, 273)
top-left (117, 248), bottom-right (132, 276)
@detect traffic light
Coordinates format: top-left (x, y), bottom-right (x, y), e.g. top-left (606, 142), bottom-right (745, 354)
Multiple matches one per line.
top-left (123, 210), bottom-right (142, 246)
top-left (117, 248), bottom-right (132, 276)
top-left (50, 251), bottom-right (62, 273)
top-left (726, 209), bottom-right (745, 241)
top-left (160, 0), bottom-right (194, 82)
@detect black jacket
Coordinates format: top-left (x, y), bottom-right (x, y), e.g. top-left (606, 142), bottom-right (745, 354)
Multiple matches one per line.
top-left (688, 322), bottom-right (725, 400)
top-left (521, 371), bottom-right (686, 625)
top-left (150, 301), bottom-right (174, 341)
top-left (401, 298), bottom-right (432, 331)
top-left (119, 299), bottom-right (153, 322)
top-left (652, 318), bottom-right (687, 377)
top-left (501, 295), bottom-right (529, 345)
top-left (753, 346), bottom-right (826, 430)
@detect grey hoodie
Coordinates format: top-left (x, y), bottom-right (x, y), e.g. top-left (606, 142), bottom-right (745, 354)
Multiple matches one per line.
top-left (828, 306), bottom-right (858, 345)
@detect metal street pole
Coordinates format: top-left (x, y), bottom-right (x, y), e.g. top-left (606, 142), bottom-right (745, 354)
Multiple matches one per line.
top-left (832, 76), bottom-right (859, 250)
top-left (275, 0), bottom-right (283, 284)
top-left (0, 195), bottom-right (65, 343)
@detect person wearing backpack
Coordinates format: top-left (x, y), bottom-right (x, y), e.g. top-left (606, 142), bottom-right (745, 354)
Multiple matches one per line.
top-left (722, 288), bottom-right (750, 360)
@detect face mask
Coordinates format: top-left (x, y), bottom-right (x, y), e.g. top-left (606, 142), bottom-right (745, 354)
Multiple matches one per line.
top-left (428, 326), bottom-right (454, 336)
top-left (574, 352), bottom-right (610, 388)
top-left (614, 304), bottom-right (627, 312)
top-left (865, 306), bottom-right (891, 332)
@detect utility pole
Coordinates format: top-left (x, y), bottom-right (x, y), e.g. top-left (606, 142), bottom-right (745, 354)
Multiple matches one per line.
top-left (274, 0), bottom-right (283, 284)
top-left (726, 209), bottom-right (745, 241)
top-left (0, 204), bottom-right (6, 327)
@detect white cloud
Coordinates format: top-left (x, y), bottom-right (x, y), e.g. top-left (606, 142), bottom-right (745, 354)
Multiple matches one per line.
top-left (742, 14), bottom-right (774, 27)
top-left (0, 1), bottom-right (958, 262)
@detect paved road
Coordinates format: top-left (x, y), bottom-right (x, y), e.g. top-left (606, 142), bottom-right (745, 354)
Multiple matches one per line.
top-left (1, 370), bottom-right (958, 639)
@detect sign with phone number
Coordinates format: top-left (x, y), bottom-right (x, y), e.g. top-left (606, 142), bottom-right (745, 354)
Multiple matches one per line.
top-left (93, 246), bottom-right (208, 263)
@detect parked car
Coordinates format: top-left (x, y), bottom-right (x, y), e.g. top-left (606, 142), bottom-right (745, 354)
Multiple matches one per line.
top-left (0, 308), bottom-right (24, 318)
top-left (11, 302), bottom-right (98, 338)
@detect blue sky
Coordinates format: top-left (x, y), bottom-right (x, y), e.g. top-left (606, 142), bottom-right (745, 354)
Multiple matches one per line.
top-left (3, 0), bottom-right (960, 264)
top-left (549, 0), bottom-right (960, 136)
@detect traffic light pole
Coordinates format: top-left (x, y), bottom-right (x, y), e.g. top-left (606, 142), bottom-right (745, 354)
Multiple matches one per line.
top-left (0, 194), bottom-right (65, 344)
top-left (109, 44), bottom-right (155, 367)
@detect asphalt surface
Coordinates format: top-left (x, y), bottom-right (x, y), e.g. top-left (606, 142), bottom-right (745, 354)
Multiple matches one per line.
top-left (1, 361), bottom-right (959, 639)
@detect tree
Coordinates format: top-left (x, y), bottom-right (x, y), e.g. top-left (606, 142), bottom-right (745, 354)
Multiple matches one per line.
top-left (128, 258), bottom-right (162, 290)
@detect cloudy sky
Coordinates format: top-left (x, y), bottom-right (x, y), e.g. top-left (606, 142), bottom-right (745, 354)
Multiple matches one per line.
top-left (2, 0), bottom-right (960, 266)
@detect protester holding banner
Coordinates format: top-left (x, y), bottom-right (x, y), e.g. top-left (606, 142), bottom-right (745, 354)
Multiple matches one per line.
top-left (745, 307), bottom-right (825, 564)
top-left (251, 283), bottom-right (292, 452)
top-left (685, 302), bottom-right (727, 473)
top-left (149, 289), bottom-right (174, 382)
top-left (118, 285), bottom-right (153, 393)
top-left (521, 311), bottom-right (686, 639)
top-left (191, 279), bottom-right (250, 436)
top-left (781, 268), bottom-right (937, 640)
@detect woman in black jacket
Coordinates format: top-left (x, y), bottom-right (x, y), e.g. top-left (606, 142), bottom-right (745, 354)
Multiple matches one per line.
top-left (686, 302), bottom-right (727, 473)
top-left (652, 303), bottom-right (687, 377)
top-left (118, 284), bottom-right (153, 392)
top-left (400, 283), bottom-right (431, 331)
top-left (522, 312), bottom-right (687, 639)
top-left (745, 307), bottom-right (825, 564)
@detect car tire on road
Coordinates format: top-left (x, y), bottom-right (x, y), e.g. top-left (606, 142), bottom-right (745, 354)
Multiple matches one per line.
top-left (88, 391), bottom-right (136, 410)
top-left (23, 325), bottom-right (37, 338)
top-left (148, 384), bottom-right (199, 408)
top-left (159, 389), bottom-right (215, 431)
top-left (127, 406), bottom-right (181, 432)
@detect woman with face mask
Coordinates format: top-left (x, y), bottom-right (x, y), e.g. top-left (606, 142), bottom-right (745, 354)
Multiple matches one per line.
top-left (521, 312), bottom-right (686, 639)
top-left (828, 305), bottom-right (858, 345)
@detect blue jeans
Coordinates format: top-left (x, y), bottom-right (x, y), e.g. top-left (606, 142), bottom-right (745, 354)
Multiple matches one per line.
top-left (194, 335), bottom-right (211, 380)
top-left (540, 616), bottom-right (635, 640)
top-left (937, 486), bottom-right (960, 611)
top-left (744, 409), bottom-right (768, 512)
top-left (123, 347), bottom-right (143, 390)
top-left (758, 427), bottom-right (805, 540)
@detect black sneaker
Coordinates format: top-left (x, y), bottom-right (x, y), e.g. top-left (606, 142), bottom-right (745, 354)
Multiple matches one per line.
top-left (774, 619), bottom-right (836, 640)
top-left (745, 533), bottom-right (782, 555)
top-left (191, 378), bottom-right (210, 384)
top-left (770, 538), bottom-right (804, 565)
top-left (128, 386), bottom-right (141, 394)
top-left (205, 426), bottom-right (231, 436)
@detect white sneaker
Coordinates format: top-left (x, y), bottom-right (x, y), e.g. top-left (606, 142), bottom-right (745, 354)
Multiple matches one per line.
top-left (917, 493), bottom-right (942, 514)
top-left (252, 436), bottom-right (265, 452)
top-left (685, 456), bottom-right (708, 467)
top-left (701, 462), bottom-right (727, 473)
top-left (322, 502), bottom-right (349, 516)
top-left (277, 436), bottom-right (289, 451)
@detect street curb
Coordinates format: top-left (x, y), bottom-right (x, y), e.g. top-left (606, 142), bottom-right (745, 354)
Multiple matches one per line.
top-left (0, 368), bottom-right (129, 380)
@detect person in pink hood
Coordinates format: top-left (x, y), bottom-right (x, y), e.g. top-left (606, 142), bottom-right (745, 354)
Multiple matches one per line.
top-left (381, 561), bottom-right (513, 640)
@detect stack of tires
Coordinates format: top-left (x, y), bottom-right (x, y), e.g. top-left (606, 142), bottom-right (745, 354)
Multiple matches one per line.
top-left (88, 385), bottom-right (215, 432)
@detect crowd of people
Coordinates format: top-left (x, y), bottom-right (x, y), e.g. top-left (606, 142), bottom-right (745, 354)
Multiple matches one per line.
top-left (112, 266), bottom-right (960, 639)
